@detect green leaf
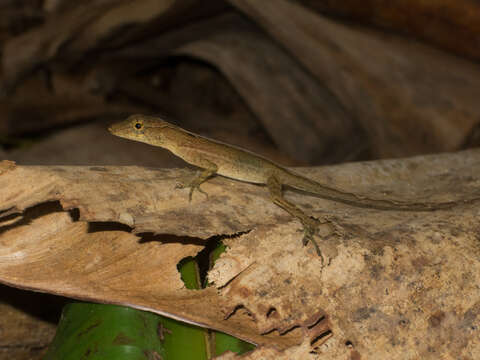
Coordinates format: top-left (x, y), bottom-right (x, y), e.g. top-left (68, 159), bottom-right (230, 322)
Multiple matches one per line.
top-left (213, 331), bottom-right (255, 356)
top-left (159, 257), bottom-right (209, 359)
top-left (43, 303), bottom-right (165, 360)
top-left (158, 317), bottom-right (209, 360)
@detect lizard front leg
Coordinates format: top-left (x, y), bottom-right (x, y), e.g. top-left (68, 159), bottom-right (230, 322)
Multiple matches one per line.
top-left (266, 175), bottom-right (323, 257)
top-left (176, 159), bottom-right (218, 201)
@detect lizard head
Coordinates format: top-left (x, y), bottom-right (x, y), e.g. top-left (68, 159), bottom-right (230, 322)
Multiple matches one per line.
top-left (108, 114), bottom-right (173, 145)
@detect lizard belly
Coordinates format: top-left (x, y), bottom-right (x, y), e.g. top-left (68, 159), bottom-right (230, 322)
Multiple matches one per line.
top-left (172, 141), bottom-right (272, 184)
top-left (216, 164), bottom-right (266, 184)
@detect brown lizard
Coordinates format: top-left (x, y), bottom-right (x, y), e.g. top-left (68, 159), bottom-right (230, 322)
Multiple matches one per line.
top-left (109, 114), bottom-right (455, 255)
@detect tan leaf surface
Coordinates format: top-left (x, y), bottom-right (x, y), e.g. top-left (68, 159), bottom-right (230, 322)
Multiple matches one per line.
top-left (1, 149), bottom-right (480, 357)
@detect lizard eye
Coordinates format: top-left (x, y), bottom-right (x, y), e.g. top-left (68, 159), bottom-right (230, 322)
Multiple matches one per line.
top-left (135, 122), bottom-right (142, 130)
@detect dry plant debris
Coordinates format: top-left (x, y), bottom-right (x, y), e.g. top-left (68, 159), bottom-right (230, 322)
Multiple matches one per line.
top-left (1, 149), bottom-right (479, 358)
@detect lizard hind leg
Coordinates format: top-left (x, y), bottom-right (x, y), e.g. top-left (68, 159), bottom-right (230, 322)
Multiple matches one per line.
top-left (266, 175), bottom-right (322, 257)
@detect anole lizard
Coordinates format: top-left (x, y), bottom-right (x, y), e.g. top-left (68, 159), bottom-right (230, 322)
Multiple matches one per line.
top-left (109, 114), bottom-right (455, 255)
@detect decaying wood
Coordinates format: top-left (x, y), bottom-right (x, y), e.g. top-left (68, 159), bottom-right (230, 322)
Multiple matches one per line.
top-left (1, 149), bottom-right (480, 358)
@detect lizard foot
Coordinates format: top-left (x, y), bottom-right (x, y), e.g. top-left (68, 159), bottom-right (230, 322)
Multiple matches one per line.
top-left (175, 181), bottom-right (209, 202)
top-left (300, 217), bottom-right (324, 263)
top-left (316, 215), bottom-right (346, 238)
top-left (175, 169), bottom-right (213, 202)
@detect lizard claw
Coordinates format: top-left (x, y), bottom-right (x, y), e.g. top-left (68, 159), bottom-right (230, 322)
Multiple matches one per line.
top-left (195, 185), bottom-right (209, 199)
top-left (175, 169), bottom-right (211, 202)
top-left (300, 218), bottom-right (325, 264)
top-left (187, 184), bottom-right (208, 202)
top-left (176, 182), bottom-right (209, 202)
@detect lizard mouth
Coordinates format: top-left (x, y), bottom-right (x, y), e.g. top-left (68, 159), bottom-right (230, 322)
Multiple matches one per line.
top-left (107, 122), bottom-right (124, 135)
top-left (107, 120), bottom-right (140, 140)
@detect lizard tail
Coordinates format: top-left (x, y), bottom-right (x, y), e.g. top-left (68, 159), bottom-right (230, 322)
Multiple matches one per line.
top-left (281, 169), bottom-right (455, 211)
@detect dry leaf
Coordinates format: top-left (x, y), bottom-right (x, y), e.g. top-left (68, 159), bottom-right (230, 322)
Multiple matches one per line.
top-left (0, 73), bottom-right (143, 136)
top-left (0, 286), bottom-right (57, 354)
top-left (1, 0), bottom-right (202, 92)
top-left (299, 0), bottom-right (480, 61)
top-left (1, 149), bottom-right (480, 358)
top-left (1, 0), bottom-right (120, 91)
top-left (174, 15), bottom-right (359, 164)
top-left (229, 0), bottom-right (480, 158)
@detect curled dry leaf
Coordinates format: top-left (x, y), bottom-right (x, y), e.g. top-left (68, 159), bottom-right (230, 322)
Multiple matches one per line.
top-left (0, 73), bottom-right (143, 136)
top-left (174, 15), bottom-right (358, 164)
top-left (94, 8), bottom-right (480, 162)
top-left (1, 0), bottom-right (200, 92)
top-left (0, 149), bottom-right (480, 358)
top-left (4, 0), bottom-right (480, 164)
top-left (298, 0), bottom-right (480, 61)
top-left (228, 0), bottom-right (480, 159)
top-left (1, 0), bottom-right (119, 91)
top-left (105, 13), bottom-right (361, 164)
